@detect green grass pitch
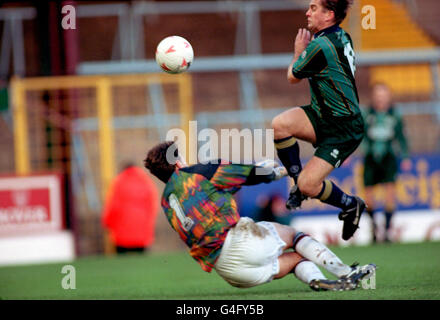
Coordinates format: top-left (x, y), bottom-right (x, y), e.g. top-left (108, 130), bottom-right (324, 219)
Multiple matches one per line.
top-left (1, 241), bottom-right (439, 300)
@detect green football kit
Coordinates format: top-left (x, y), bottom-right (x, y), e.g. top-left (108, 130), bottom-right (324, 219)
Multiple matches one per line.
top-left (292, 24), bottom-right (365, 167)
top-left (362, 106), bottom-right (409, 186)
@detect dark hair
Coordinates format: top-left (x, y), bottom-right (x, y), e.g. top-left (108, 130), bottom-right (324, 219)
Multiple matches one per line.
top-left (320, 0), bottom-right (353, 25)
top-left (143, 141), bottom-right (179, 183)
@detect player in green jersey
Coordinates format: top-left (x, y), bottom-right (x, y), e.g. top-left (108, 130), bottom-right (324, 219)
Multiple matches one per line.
top-left (362, 82), bottom-right (411, 243)
top-left (271, 0), bottom-right (365, 240)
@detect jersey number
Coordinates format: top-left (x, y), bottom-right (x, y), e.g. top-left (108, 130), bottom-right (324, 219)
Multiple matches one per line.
top-left (343, 43), bottom-right (356, 76)
top-left (169, 193), bottom-right (194, 231)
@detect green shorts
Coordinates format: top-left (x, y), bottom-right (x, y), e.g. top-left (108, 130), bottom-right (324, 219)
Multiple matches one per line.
top-left (363, 153), bottom-right (398, 186)
top-left (301, 105), bottom-right (365, 168)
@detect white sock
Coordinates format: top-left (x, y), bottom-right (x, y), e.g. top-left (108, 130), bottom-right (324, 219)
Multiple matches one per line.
top-left (294, 260), bottom-right (326, 284)
top-left (295, 236), bottom-right (352, 278)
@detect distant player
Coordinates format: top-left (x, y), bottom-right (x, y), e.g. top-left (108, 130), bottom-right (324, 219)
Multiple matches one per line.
top-left (271, 0), bottom-right (365, 240)
top-left (144, 141), bottom-right (375, 291)
top-left (362, 82), bottom-right (411, 243)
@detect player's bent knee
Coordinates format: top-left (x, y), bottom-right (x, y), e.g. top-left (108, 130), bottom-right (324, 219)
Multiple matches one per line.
top-left (296, 175), bottom-right (309, 195)
top-left (271, 222), bottom-right (296, 248)
top-left (274, 252), bottom-right (304, 279)
top-left (272, 118), bottom-right (288, 140)
top-left (271, 115), bottom-right (284, 132)
top-left (297, 175), bottom-right (321, 198)
top-left (272, 115), bottom-right (297, 139)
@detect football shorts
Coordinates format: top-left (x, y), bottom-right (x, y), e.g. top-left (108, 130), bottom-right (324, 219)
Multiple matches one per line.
top-left (301, 105), bottom-right (365, 168)
top-left (363, 153), bottom-right (398, 186)
top-left (214, 217), bottom-right (286, 288)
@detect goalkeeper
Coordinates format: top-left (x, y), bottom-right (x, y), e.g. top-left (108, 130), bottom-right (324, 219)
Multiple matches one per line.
top-left (143, 141), bottom-right (375, 291)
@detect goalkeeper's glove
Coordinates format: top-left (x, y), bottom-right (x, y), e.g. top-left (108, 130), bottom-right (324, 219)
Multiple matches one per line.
top-left (255, 159), bottom-right (287, 181)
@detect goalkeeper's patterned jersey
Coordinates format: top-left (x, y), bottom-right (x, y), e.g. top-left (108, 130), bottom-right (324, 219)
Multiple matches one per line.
top-left (161, 161), bottom-right (274, 272)
top-left (292, 24), bottom-right (360, 118)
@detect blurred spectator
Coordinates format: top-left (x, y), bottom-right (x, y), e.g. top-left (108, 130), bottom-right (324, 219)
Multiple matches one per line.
top-left (255, 194), bottom-right (292, 225)
top-left (362, 83), bottom-right (411, 243)
top-left (102, 162), bottom-right (160, 254)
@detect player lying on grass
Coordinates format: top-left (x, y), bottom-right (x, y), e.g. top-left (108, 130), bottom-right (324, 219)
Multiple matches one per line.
top-left (144, 141), bottom-right (375, 291)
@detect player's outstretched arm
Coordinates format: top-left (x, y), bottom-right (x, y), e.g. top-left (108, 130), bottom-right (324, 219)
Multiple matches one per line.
top-left (209, 160), bottom-right (287, 191)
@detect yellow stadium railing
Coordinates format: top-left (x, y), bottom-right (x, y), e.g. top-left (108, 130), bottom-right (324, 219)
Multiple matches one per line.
top-left (11, 73), bottom-right (193, 202)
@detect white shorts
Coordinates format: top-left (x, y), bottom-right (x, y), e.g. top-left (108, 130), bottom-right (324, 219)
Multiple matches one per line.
top-left (214, 217), bottom-right (286, 288)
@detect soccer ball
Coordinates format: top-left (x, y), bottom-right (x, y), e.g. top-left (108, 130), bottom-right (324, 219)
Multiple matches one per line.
top-left (155, 36), bottom-right (194, 74)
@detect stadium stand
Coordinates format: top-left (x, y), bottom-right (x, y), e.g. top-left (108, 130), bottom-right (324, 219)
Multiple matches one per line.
top-left (359, 0), bottom-right (436, 99)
